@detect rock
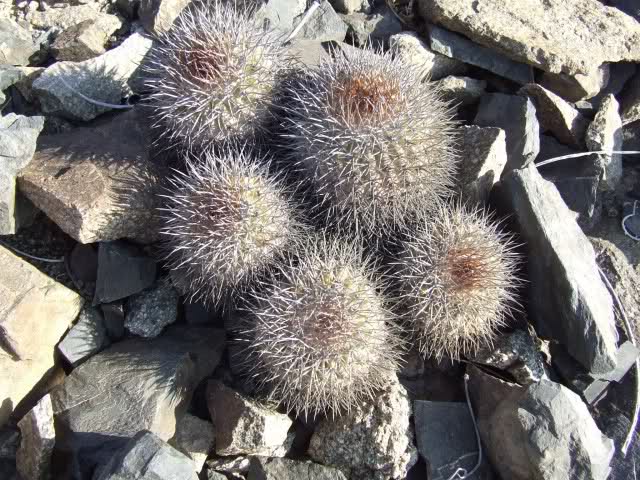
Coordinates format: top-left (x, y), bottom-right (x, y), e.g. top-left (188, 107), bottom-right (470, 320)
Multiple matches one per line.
top-left (389, 32), bottom-right (466, 82)
top-left (51, 326), bottom-right (225, 479)
top-left (331, 0), bottom-right (369, 14)
top-left (18, 109), bottom-right (161, 244)
top-left (57, 305), bottom-right (110, 367)
top-left (434, 75), bottom-right (486, 106)
top-left (101, 302), bottom-right (125, 340)
top-left (519, 83), bottom-right (589, 149)
top-left (297, 0), bottom-right (348, 43)
top-left (51, 16), bottom-right (124, 62)
top-left (206, 381), bottom-right (292, 457)
top-left (204, 471), bottom-right (228, 480)
top-left (456, 125), bottom-right (507, 204)
top-left (286, 40), bottom-right (331, 69)
top-left (308, 377), bottom-right (417, 480)
top-left (247, 457), bottom-right (348, 480)
top-left (26, 4), bottom-right (121, 33)
top-left (206, 456), bottom-right (251, 477)
top-left (125, 281), bottom-right (179, 338)
top-left (0, 113), bottom-right (44, 235)
top-left (171, 414), bottom-right (215, 474)
top-left (10, 67), bottom-right (44, 103)
top-left (0, 19), bottom-right (38, 66)
top-left (32, 32), bottom-right (152, 121)
top-left (474, 93), bottom-right (540, 175)
top-left (501, 165), bottom-right (618, 374)
top-left (539, 64), bottom-right (610, 103)
top-left (341, 6), bottom-right (402, 47)
top-left (258, 0), bottom-right (307, 33)
top-left (0, 245), bottom-right (82, 427)
top-left (94, 241), bottom-right (157, 304)
top-left (94, 430), bottom-right (198, 480)
top-left (621, 72), bottom-right (640, 125)
top-left (139, 0), bottom-right (192, 35)
top-left (418, 0), bottom-right (640, 77)
top-left (0, 66), bottom-right (26, 104)
top-left (586, 94), bottom-right (623, 191)
top-left (427, 25), bottom-right (533, 85)
top-left (16, 395), bottom-right (55, 480)
top-left (116, 0), bottom-right (141, 19)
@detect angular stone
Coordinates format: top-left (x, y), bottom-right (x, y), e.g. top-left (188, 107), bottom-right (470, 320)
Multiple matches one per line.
top-left (16, 395), bottom-right (55, 480)
top-left (286, 40), bottom-right (331, 69)
top-left (519, 83), bottom-right (589, 149)
top-left (456, 125), bottom-right (507, 204)
top-left (586, 94), bottom-right (623, 191)
top-left (139, 0), bottom-right (192, 35)
top-left (247, 457), bottom-right (348, 480)
top-left (341, 6), bottom-right (401, 47)
top-left (428, 25), bottom-right (533, 85)
top-left (18, 109), bottom-right (161, 244)
top-left (474, 93), bottom-right (539, 175)
top-left (205, 456), bottom-right (251, 477)
top-left (389, 32), bottom-right (466, 81)
top-left (0, 246), bottom-right (82, 427)
top-left (125, 281), bottom-right (179, 338)
top-left (94, 430), bottom-right (198, 480)
top-left (308, 377), bottom-right (417, 480)
top-left (51, 16), bottom-right (124, 62)
top-left (172, 413), bottom-right (215, 473)
top-left (206, 381), bottom-right (292, 457)
top-left (32, 32), bottom-right (152, 121)
top-left (539, 64), bottom-right (610, 103)
top-left (501, 165), bottom-right (617, 374)
top-left (297, 1), bottom-right (348, 43)
top-left (51, 326), bottom-right (225, 479)
top-left (331, 0), bottom-right (370, 15)
top-left (101, 301), bottom-right (125, 341)
top-left (0, 18), bottom-right (38, 66)
top-left (435, 75), bottom-right (486, 106)
top-left (26, 4), bottom-right (120, 32)
top-left (58, 305), bottom-right (110, 367)
top-left (418, 0), bottom-right (640, 77)
top-left (257, 0), bottom-right (307, 33)
top-left (0, 66), bottom-right (26, 104)
top-left (10, 67), bottom-right (44, 104)
top-left (621, 72), bottom-right (640, 125)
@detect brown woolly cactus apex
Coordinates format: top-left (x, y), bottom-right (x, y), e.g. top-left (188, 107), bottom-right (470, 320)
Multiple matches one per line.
top-left (279, 45), bottom-right (457, 238)
top-left (159, 148), bottom-right (301, 306)
top-left (393, 203), bottom-right (520, 361)
top-left (237, 237), bottom-right (403, 417)
top-left (145, 1), bottom-right (289, 150)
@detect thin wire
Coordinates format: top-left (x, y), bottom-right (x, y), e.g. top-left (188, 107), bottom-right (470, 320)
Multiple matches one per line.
top-left (58, 77), bottom-right (134, 110)
top-left (535, 150), bottom-right (640, 168)
top-left (284, 0), bottom-right (320, 44)
top-left (0, 239), bottom-right (64, 263)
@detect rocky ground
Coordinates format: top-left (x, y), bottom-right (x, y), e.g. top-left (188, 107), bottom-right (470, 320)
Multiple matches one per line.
top-left (1, 0), bottom-right (640, 479)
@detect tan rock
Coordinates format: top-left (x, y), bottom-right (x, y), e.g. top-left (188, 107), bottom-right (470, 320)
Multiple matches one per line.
top-left (139, 0), bottom-right (192, 34)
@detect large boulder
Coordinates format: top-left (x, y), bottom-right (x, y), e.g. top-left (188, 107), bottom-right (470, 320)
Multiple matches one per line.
top-left (0, 19), bottom-right (38, 66)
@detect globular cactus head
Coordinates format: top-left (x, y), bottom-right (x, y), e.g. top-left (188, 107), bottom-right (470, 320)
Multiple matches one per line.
top-left (236, 236), bottom-right (403, 417)
top-left (159, 147), bottom-right (302, 307)
top-left (145, 0), bottom-right (289, 150)
top-left (392, 203), bottom-right (521, 361)
top-left (278, 45), bottom-right (457, 239)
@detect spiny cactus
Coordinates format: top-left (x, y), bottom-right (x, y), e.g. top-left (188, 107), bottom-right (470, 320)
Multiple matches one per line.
top-left (145, 1), bottom-right (289, 150)
top-left (159, 148), bottom-right (302, 306)
top-left (278, 45), bottom-right (457, 239)
top-left (392, 203), bottom-right (521, 361)
top-left (236, 237), bottom-right (403, 417)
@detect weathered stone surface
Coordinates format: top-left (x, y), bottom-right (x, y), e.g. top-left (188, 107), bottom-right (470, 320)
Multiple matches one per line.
top-left (389, 32), bottom-right (466, 81)
top-left (519, 83), bottom-right (589, 149)
top-left (94, 430), bottom-right (198, 480)
top-left (474, 93), bottom-right (539, 175)
top-left (0, 246), bottom-right (82, 427)
top-left (0, 18), bottom-right (38, 66)
top-left (51, 16), bottom-right (124, 62)
top-left (456, 125), bottom-right (506, 204)
top-left (125, 281), bottom-right (179, 338)
top-left (341, 6), bottom-right (401, 47)
top-left (207, 381), bottom-right (292, 457)
top-left (51, 326), bottom-right (225, 479)
top-left (501, 165), bottom-right (617, 374)
top-left (435, 75), bottom-right (486, 106)
top-left (586, 94), bottom-right (623, 191)
top-left (26, 4), bottom-right (120, 32)
top-left (10, 67), bottom-right (44, 103)
top-left (539, 64), bottom-right (610, 103)
top-left (32, 32), bottom-right (152, 121)
top-left (308, 377), bottom-right (417, 480)
top-left (298, 1), bottom-right (348, 43)
top-left (58, 305), bottom-right (110, 367)
top-left (418, 0), bottom-right (640, 76)
top-left (18, 109), bottom-right (161, 244)
top-left (139, 0), bottom-right (191, 35)
top-left (0, 66), bottom-right (26, 104)
top-left (621, 72), bottom-right (640, 125)
top-left (248, 457), bottom-right (348, 480)
top-left (16, 395), bottom-right (55, 480)
top-left (331, 0), bottom-right (370, 15)
top-left (206, 456), bottom-right (250, 478)
top-left (257, 0), bottom-right (307, 33)
top-left (286, 40), bottom-right (331, 69)
top-left (428, 25), bottom-right (533, 85)
top-left (171, 413), bottom-right (215, 473)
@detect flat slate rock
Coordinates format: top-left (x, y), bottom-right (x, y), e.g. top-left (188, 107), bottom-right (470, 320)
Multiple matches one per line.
top-left (389, 32), bottom-right (466, 81)
top-left (16, 394), bottom-right (55, 480)
top-left (58, 305), bottom-right (110, 367)
top-left (586, 94), bottom-right (623, 192)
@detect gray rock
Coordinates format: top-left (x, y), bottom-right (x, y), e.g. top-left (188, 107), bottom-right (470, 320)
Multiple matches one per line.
top-left (248, 457), bottom-right (348, 480)
top-left (18, 109), bottom-right (161, 244)
top-left (428, 25), bottom-right (533, 85)
top-left (519, 83), bottom-right (589, 149)
top-left (204, 471), bottom-right (228, 480)
top-left (389, 32), bottom-right (466, 81)
top-left (206, 456), bottom-right (250, 477)
top-left (125, 281), bottom-right (179, 338)
top-left (257, 0), bottom-right (307, 33)
top-left (0, 428), bottom-right (20, 460)
top-left (116, 0), bottom-right (141, 19)
top-left (474, 93), bottom-right (540, 175)
top-left (286, 39), bottom-right (330, 69)
top-left (51, 326), bottom-right (225, 479)
top-left (0, 19), bottom-right (38, 66)
top-left (101, 302), bottom-right (125, 340)
top-left (297, 0), bottom-right (348, 43)
top-left (501, 165), bottom-right (618, 374)
top-left (16, 395), bottom-right (55, 480)
top-left (586, 94), bottom-right (623, 191)
top-left (58, 305), bottom-right (110, 367)
top-left (585, 63), bottom-right (635, 110)
top-left (26, 4), bottom-right (121, 33)
top-left (171, 413), bottom-right (215, 474)
top-left (32, 32), bottom-right (152, 121)
top-left (0, 66), bottom-right (27, 104)
top-left (435, 75), bottom-right (486, 106)
top-left (206, 380), bottom-right (292, 457)
top-left (341, 6), bottom-right (401, 47)
top-left (139, 0), bottom-right (192, 35)
top-left (51, 16), bottom-right (124, 62)
top-left (539, 64), bottom-right (610, 103)
top-left (418, 0), bottom-right (640, 77)
top-left (94, 430), bottom-right (198, 480)
top-left (456, 125), bottom-right (507, 204)
top-left (331, 0), bottom-right (370, 14)
top-left (621, 72), bottom-right (640, 125)
top-left (308, 377), bottom-right (417, 480)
